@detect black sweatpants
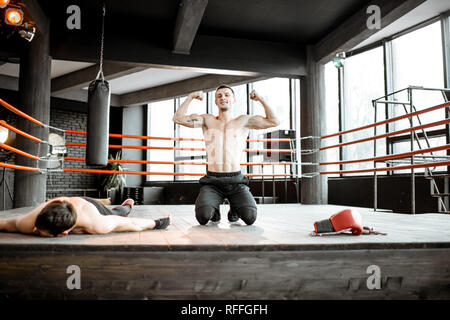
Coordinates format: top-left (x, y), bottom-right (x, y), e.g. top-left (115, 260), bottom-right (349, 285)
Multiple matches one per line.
top-left (194, 171), bottom-right (257, 225)
top-left (80, 197), bottom-right (131, 217)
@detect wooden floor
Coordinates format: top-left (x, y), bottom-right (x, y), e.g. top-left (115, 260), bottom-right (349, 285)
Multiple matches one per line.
top-left (1, 204), bottom-right (449, 299)
top-left (0, 204), bottom-right (449, 249)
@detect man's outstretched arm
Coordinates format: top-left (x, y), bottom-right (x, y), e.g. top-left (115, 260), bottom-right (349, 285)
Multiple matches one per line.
top-left (172, 91), bottom-right (205, 128)
top-left (0, 217), bottom-right (19, 232)
top-left (87, 215), bottom-right (169, 234)
top-left (0, 200), bottom-right (55, 234)
top-left (246, 90), bottom-right (280, 129)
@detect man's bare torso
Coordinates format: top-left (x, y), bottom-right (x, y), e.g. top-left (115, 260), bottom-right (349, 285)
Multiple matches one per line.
top-left (202, 114), bottom-right (250, 172)
top-left (173, 88), bottom-right (279, 173)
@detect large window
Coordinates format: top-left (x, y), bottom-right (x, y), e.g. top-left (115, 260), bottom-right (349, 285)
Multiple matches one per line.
top-left (391, 21), bottom-right (444, 131)
top-left (145, 17), bottom-right (449, 184)
top-left (146, 79), bottom-right (297, 182)
top-left (147, 99), bottom-right (175, 181)
top-left (342, 46), bottom-right (386, 176)
top-left (250, 78), bottom-right (291, 175)
top-left (323, 61), bottom-right (340, 176)
top-left (176, 95), bottom-right (207, 180)
top-left (390, 21), bottom-right (446, 173)
top-left (325, 18), bottom-right (448, 177)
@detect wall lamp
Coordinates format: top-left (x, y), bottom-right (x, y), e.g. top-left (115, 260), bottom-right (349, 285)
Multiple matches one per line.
top-left (0, 0), bottom-right (10, 9)
top-left (333, 52), bottom-right (346, 69)
top-left (19, 22), bottom-right (35, 41)
top-left (5, 7), bottom-right (23, 26)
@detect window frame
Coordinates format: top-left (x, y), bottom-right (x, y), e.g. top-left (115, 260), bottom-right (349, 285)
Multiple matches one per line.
top-left (333, 13), bottom-right (449, 177)
top-left (145, 79), bottom-right (297, 183)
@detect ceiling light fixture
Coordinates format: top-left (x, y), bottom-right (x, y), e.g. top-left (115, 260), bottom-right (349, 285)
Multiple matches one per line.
top-left (0, 0), bottom-right (10, 9)
top-left (5, 7), bottom-right (23, 26)
top-left (0, 122), bottom-right (16, 146)
top-left (0, 126), bottom-right (8, 144)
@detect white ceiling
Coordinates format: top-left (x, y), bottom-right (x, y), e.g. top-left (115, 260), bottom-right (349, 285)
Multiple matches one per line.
top-left (0, 58), bottom-right (258, 99)
top-left (0, 59), bottom-right (94, 78)
top-left (101, 68), bottom-right (205, 95)
top-left (1, 0), bottom-right (448, 101)
top-left (51, 60), bottom-right (95, 78)
top-left (354, 0), bottom-right (450, 50)
top-left (0, 63), bottom-right (19, 78)
top-left (0, 59), bottom-right (216, 96)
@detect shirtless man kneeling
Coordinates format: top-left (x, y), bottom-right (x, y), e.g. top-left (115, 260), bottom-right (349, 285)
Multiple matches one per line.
top-left (0, 196), bottom-right (170, 237)
top-left (173, 85), bottom-right (280, 225)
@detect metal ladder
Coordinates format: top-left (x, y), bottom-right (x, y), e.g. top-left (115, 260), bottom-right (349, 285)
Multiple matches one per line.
top-left (423, 89), bottom-right (450, 213)
top-left (401, 89), bottom-right (449, 213)
top-left (373, 86), bottom-right (450, 214)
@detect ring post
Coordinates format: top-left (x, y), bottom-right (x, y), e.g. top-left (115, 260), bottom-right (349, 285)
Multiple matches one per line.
top-left (272, 164), bottom-right (275, 204)
top-left (261, 164), bottom-right (264, 204)
top-left (408, 87), bottom-right (416, 214)
top-left (284, 164), bottom-right (288, 202)
top-left (373, 100), bottom-right (378, 212)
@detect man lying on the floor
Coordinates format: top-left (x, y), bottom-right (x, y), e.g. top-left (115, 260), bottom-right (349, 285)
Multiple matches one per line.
top-left (0, 196), bottom-right (170, 237)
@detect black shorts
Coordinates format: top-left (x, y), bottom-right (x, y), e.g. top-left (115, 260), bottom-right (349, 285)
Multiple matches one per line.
top-left (195, 171), bottom-right (257, 212)
top-left (80, 197), bottom-right (130, 217)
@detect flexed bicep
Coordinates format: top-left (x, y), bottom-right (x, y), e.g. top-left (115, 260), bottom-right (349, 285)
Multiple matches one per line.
top-left (173, 113), bottom-right (205, 128)
top-left (172, 91), bottom-right (205, 128)
top-left (247, 91), bottom-right (280, 129)
top-left (246, 115), bottom-right (279, 130)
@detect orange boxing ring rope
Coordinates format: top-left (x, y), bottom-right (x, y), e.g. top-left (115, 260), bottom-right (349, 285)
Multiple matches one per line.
top-left (0, 162), bottom-right (40, 171)
top-left (65, 129), bottom-right (294, 143)
top-left (320, 101), bottom-right (450, 140)
top-left (1, 94), bottom-right (450, 206)
top-left (0, 98), bottom-right (296, 176)
top-left (319, 144), bottom-right (450, 166)
top-left (0, 98), bottom-right (43, 126)
top-left (64, 157), bottom-right (209, 166)
top-left (64, 157), bottom-right (292, 167)
top-left (64, 142), bottom-right (294, 154)
top-left (63, 168), bottom-right (205, 176)
top-left (65, 142), bottom-right (207, 152)
top-left (315, 86), bottom-right (450, 214)
top-left (62, 167), bottom-right (292, 178)
top-left (320, 161), bottom-right (450, 175)
top-left (0, 142), bottom-right (40, 160)
top-left (0, 120), bottom-right (42, 143)
top-left (319, 118), bottom-right (450, 151)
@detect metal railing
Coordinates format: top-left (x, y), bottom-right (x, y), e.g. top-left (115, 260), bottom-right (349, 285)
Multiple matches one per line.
top-left (372, 86), bottom-right (450, 214)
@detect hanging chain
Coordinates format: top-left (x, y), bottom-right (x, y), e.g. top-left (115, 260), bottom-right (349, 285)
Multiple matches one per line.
top-left (96, 3), bottom-right (106, 82)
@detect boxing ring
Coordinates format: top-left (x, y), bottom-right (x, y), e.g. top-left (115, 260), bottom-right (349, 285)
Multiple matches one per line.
top-left (0, 90), bottom-right (450, 299)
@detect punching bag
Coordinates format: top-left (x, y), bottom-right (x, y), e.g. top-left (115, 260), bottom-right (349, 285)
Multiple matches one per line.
top-left (86, 2), bottom-right (110, 167)
top-left (86, 79), bottom-right (110, 166)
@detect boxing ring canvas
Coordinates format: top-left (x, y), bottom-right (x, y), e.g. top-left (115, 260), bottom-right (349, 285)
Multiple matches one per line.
top-left (1, 203), bottom-right (449, 299)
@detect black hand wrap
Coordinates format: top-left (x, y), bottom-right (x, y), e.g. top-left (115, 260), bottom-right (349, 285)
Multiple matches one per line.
top-left (154, 216), bottom-right (170, 229)
top-left (314, 219), bottom-right (335, 233)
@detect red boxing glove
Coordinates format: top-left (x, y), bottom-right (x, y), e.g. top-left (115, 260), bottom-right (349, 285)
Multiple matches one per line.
top-left (314, 209), bottom-right (363, 235)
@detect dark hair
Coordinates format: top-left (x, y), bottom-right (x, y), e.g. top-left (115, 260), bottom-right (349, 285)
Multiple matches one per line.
top-left (35, 200), bottom-right (77, 236)
top-left (215, 85), bottom-right (235, 96)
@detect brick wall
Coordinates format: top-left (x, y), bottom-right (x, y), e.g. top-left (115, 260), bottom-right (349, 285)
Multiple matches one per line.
top-left (46, 108), bottom-right (102, 199)
top-left (0, 104), bottom-right (125, 209)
